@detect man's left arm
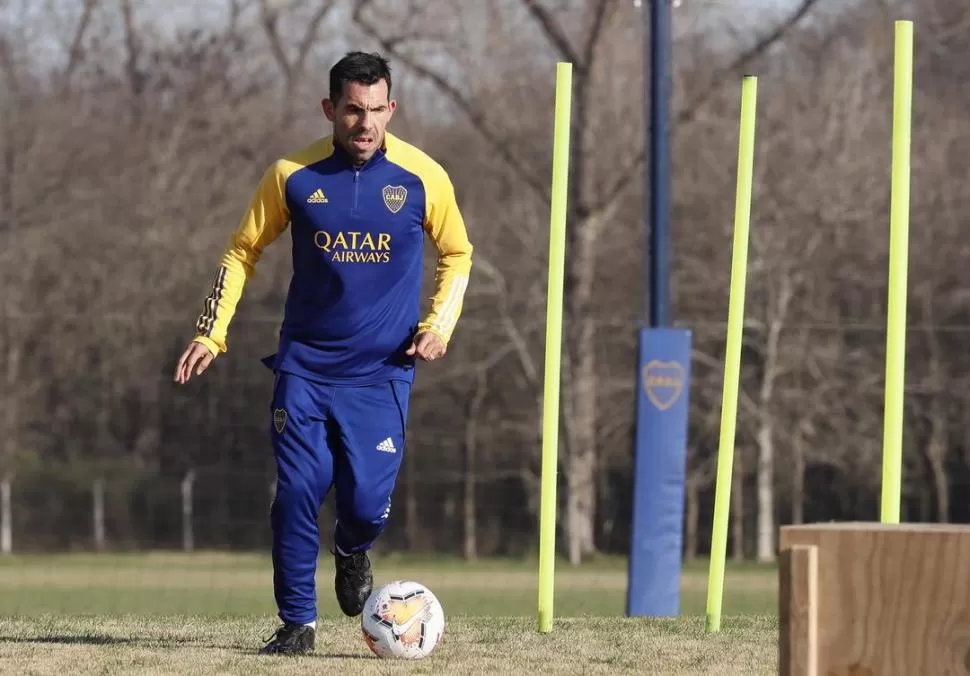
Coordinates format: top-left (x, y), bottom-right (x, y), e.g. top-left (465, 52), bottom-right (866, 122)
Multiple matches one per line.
top-left (418, 170), bottom-right (473, 349)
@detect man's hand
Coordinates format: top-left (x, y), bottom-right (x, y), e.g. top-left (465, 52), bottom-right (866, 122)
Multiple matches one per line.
top-left (174, 341), bottom-right (215, 384)
top-left (406, 331), bottom-right (446, 362)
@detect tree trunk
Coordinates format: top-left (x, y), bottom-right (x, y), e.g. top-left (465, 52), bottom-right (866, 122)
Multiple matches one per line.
top-left (923, 291), bottom-right (950, 522)
top-left (3, 340), bottom-right (20, 555)
top-left (92, 478), bottom-right (106, 551)
top-left (926, 348), bottom-right (949, 522)
top-left (732, 451), bottom-right (745, 560)
top-left (182, 470), bottom-right (195, 552)
top-left (1, 112), bottom-right (12, 232)
top-left (755, 424), bottom-right (775, 561)
top-left (463, 374), bottom-right (487, 560)
top-left (792, 430), bottom-right (805, 525)
top-left (563, 347), bottom-right (597, 563)
top-left (927, 425), bottom-right (949, 522)
top-left (685, 478), bottom-right (699, 561)
top-left (562, 210), bottom-right (599, 564)
top-left (756, 273), bottom-right (791, 562)
top-left (926, 382), bottom-right (950, 523)
top-left (0, 475), bottom-right (10, 555)
top-left (404, 459), bottom-right (419, 549)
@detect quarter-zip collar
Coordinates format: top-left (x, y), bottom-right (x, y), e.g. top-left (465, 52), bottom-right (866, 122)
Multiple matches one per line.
top-left (331, 134), bottom-right (389, 173)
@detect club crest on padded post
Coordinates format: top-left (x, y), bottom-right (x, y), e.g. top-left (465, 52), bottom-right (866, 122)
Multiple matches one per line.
top-left (382, 185), bottom-right (407, 214)
top-left (642, 360), bottom-right (684, 411)
top-left (273, 408), bottom-right (287, 433)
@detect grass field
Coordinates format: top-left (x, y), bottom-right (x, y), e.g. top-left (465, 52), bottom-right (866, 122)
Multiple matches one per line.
top-left (0, 552), bottom-right (779, 674)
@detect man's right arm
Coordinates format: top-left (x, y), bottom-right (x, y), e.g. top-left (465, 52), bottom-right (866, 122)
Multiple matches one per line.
top-left (192, 161), bottom-right (290, 356)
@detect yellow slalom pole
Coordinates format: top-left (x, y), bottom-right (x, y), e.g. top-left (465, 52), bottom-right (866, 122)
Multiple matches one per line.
top-left (880, 20), bottom-right (913, 525)
top-left (537, 61), bottom-right (572, 635)
top-left (705, 75), bottom-right (758, 634)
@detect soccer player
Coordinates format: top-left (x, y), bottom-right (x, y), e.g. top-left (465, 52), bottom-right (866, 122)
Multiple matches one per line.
top-left (172, 51), bottom-right (473, 655)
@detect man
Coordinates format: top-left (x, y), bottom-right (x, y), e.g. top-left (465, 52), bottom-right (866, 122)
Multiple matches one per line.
top-left (172, 51), bottom-right (473, 655)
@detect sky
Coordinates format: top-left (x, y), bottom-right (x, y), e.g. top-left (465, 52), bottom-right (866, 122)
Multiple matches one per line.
top-left (1, 0), bottom-right (845, 78)
top-left (3, 0), bottom-right (812, 42)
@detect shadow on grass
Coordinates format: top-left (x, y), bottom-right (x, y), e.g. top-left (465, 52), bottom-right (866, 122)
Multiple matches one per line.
top-left (233, 647), bottom-right (374, 660)
top-left (0, 634), bottom-right (139, 646)
top-left (0, 634), bottom-right (231, 649)
top-left (0, 634), bottom-right (399, 661)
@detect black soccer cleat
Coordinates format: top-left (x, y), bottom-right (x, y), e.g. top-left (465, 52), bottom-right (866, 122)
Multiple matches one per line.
top-left (334, 549), bottom-right (373, 617)
top-left (259, 622), bottom-right (315, 655)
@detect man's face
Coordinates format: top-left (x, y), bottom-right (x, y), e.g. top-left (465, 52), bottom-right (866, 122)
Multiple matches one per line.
top-left (323, 80), bottom-right (396, 164)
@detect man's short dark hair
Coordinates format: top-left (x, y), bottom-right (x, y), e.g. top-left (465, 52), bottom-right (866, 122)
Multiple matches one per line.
top-left (329, 51), bottom-right (392, 102)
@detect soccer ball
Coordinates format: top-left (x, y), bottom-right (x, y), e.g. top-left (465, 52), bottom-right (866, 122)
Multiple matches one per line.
top-left (360, 580), bottom-right (444, 659)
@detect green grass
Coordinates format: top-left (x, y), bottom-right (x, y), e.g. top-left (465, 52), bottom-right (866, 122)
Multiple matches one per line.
top-left (0, 552), bottom-right (780, 674)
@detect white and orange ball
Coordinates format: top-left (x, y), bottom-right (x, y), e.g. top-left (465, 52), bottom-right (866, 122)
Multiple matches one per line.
top-left (361, 580), bottom-right (445, 659)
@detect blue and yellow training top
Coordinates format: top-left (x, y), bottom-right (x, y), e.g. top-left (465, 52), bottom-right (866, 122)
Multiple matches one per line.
top-left (192, 131), bottom-right (473, 386)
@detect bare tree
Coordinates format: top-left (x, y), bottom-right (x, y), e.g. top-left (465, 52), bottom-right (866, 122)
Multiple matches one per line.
top-left (3, 0), bottom-right (970, 557)
top-left (352, 0), bottom-right (821, 563)
top-left (259, 0), bottom-right (335, 124)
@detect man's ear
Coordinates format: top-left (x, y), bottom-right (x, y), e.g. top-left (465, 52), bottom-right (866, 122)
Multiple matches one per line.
top-left (321, 98), bottom-right (336, 122)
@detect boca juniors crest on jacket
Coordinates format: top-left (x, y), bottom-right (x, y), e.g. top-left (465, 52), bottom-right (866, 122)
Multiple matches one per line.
top-left (192, 132), bottom-right (473, 386)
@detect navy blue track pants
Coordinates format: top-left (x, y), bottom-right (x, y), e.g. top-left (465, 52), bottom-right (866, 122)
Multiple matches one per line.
top-left (268, 370), bottom-right (409, 624)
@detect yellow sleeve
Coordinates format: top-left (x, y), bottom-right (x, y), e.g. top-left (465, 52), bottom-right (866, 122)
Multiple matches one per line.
top-left (193, 161), bottom-right (290, 356)
top-left (418, 170), bottom-right (473, 344)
